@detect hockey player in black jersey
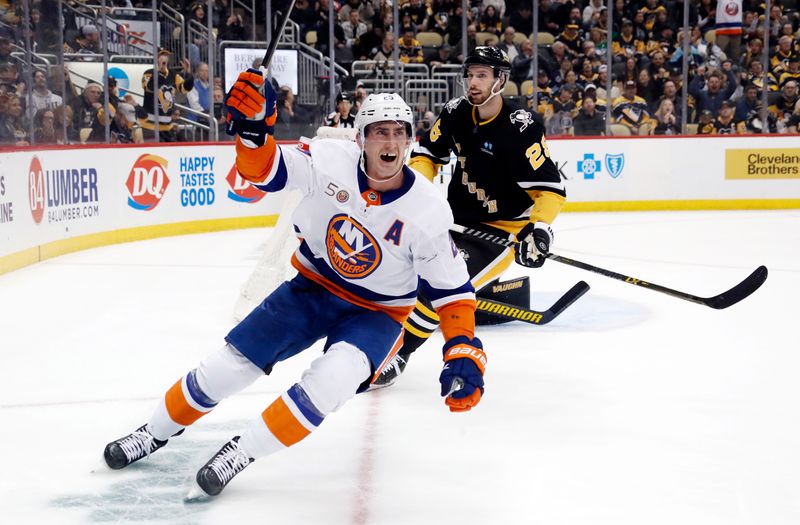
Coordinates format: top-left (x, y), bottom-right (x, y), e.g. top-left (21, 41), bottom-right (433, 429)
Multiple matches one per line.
top-left (372, 47), bottom-right (567, 387)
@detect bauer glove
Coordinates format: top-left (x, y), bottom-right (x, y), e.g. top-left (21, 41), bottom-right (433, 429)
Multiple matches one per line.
top-left (515, 221), bottom-right (554, 268)
top-left (439, 336), bottom-right (486, 413)
top-left (224, 68), bottom-right (277, 148)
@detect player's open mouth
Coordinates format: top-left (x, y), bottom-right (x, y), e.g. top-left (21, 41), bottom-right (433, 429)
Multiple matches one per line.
top-left (379, 153), bottom-right (398, 162)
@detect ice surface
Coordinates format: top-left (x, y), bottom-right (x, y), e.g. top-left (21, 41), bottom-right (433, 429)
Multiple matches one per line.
top-left (1, 210), bottom-right (798, 524)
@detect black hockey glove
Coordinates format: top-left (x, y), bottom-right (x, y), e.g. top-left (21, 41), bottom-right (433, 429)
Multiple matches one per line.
top-left (514, 221), bottom-right (554, 268)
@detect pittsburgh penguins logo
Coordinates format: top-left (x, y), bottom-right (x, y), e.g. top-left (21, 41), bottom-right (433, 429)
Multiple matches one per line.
top-left (326, 214), bottom-right (382, 279)
top-left (510, 109), bottom-right (534, 132)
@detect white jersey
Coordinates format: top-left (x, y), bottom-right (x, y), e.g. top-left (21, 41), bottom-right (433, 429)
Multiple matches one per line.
top-left (250, 138), bottom-right (474, 323)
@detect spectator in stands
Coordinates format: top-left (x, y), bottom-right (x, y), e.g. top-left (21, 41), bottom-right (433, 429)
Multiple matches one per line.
top-left (139, 50), bottom-right (194, 141)
top-left (652, 79), bottom-right (686, 123)
top-left (445, 4), bottom-right (465, 47)
top-left (427, 43), bottom-right (459, 68)
top-left (544, 40), bottom-right (567, 75)
top-left (769, 80), bottom-right (799, 127)
top-left (353, 82), bottom-right (368, 112)
top-left (511, 38), bottom-right (535, 85)
top-left (652, 98), bottom-right (680, 134)
top-left (218, 12), bottom-right (247, 41)
top-left (745, 58), bottom-right (779, 92)
top-left (340, 0), bottom-right (375, 25)
top-left (509, 5), bottom-right (534, 36)
top-left (577, 59), bottom-right (597, 86)
top-left (573, 95), bottom-right (605, 135)
top-left (65, 23), bottom-right (102, 58)
top-left (537, 0), bottom-right (560, 34)
top-left (785, 100), bottom-right (800, 133)
top-left (735, 83), bottom-right (760, 122)
top-left (479, 5), bottom-right (502, 37)
top-left (497, 27), bottom-right (521, 63)
top-left (583, 0), bottom-right (604, 26)
top-left (612, 80), bottom-right (652, 133)
top-left (356, 24), bottom-right (384, 60)
top-left (186, 62), bottom-right (211, 121)
top-left (452, 24), bottom-right (478, 63)
top-left (401, 0), bottom-right (429, 28)
top-left (0, 29), bottom-right (17, 66)
top-left (69, 81), bottom-right (106, 143)
top-left (613, 19), bottom-right (644, 63)
top-left (0, 93), bottom-right (29, 145)
top-left (399, 29), bottom-right (424, 64)
top-left (696, 109), bottom-right (715, 134)
top-left (778, 55), bottom-right (800, 88)
top-left (739, 37), bottom-right (762, 70)
top-left (556, 23), bottom-right (584, 60)
top-left (636, 68), bottom-right (658, 105)
top-left (32, 108), bottom-right (63, 144)
top-left (324, 92), bottom-right (356, 128)
top-left (689, 63), bottom-right (737, 116)
top-left (415, 109), bottom-right (435, 139)
top-left (342, 9), bottom-right (368, 48)
top-left (30, 69), bottom-right (63, 114)
top-left (399, 12), bottom-right (418, 34)
top-left (713, 99), bottom-right (746, 134)
top-left (369, 32), bottom-right (395, 63)
top-left (547, 85), bottom-right (576, 135)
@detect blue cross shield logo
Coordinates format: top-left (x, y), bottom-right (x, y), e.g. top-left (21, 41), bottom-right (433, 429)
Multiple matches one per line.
top-left (605, 154), bottom-right (625, 178)
top-left (577, 153), bottom-right (601, 179)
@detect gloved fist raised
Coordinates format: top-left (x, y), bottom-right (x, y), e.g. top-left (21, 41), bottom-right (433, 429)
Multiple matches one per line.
top-left (439, 336), bottom-right (486, 413)
top-left (224, 68), bottom-right (278, 148)
top-left (514, 221), bottom-right (554, 268)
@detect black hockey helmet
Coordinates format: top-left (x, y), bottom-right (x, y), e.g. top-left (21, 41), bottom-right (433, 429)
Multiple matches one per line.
top-left (462, 46), bottom-right (511, 78)
top-left (336, 92), bottom-right (353, 105)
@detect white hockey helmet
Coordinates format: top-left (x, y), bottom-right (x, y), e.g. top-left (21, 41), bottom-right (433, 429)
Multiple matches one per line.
top-left (354, 93), bottom-right (414, 142)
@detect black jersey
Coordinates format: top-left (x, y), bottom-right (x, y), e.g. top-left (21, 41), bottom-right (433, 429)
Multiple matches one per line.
top-left (412, 96), bottom-right (565, 225)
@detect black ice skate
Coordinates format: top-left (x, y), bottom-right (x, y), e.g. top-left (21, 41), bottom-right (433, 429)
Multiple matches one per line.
top-left (103, 425), bottom-right (168, 470)
top-left (370, 351), bottom-right (411, 389)
top-left (194, 436), bottom-right (254, 497)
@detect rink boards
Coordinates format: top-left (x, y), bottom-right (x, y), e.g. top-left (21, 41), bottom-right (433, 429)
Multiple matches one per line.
top-left (1, 135), bottom-right (799, 275)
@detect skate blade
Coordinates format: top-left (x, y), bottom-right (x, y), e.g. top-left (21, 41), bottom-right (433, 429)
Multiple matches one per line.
top-left (184, 481), bottom-right (211, 503)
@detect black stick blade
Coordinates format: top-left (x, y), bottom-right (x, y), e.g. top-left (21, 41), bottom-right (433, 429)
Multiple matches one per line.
top-left (547, 280), bottom-right (591, 318)
top-left (703, 265), bottom-right (768, 310)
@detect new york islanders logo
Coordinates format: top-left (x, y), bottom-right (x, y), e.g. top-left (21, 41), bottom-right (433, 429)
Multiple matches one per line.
top-left (225, 164), bottom-right (266, 204)
top-left (326, 214), bottom-right (381, 279)
top-left (126, 154), bottom-right (169, 211)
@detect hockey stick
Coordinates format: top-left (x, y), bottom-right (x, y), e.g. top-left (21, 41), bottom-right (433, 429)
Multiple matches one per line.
top-left (262, 0), bottom-right (297, 67)
top-left (451, 224), bottom-right (768, 310)
top-left (476, 280), bottom-right (590, 325)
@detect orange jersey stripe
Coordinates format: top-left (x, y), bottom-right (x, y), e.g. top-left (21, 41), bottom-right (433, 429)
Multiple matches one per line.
top-left (262, 396), bottom-right (311, 447)
top-left (164, 379), bottom-right (207, 426)
top-left (291, 254), bottom-right (414, 324)
top-left (437, 299), bottom-right (477, 340)
top-left (235, 135), bottom-right (277, 183)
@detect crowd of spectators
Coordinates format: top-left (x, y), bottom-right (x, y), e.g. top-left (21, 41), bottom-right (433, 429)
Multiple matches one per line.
top-left (1, 0), bottom-right (799, 145)
top-left (296, 0), bottom-right (800, 136)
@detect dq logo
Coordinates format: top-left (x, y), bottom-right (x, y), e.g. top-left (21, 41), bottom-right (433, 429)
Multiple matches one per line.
top-left (225, 164), bottom-right (265, 204)
top-left (126, 154), bottom-right (170, 211)
top-left (326, 214), bottom-right (381, 279)
top-left (28, 156), bottom-right (45, 224)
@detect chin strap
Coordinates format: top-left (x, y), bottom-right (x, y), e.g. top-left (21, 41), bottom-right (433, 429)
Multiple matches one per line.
top-left (469, 75), bottom-right (506, 107)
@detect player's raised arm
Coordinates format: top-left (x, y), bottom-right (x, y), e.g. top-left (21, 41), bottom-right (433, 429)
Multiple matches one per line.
top-left (224, 68), bottom-right (312, 195)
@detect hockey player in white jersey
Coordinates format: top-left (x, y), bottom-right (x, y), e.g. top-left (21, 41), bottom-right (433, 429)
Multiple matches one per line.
top-left (102, 69), bottom-right (486, 498)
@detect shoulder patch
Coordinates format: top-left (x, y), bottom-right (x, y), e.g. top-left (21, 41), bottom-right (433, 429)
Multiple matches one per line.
top-left (510, 109), bottom-right (535, 132)
top-left (445, 96), bottom-right (466, 113)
